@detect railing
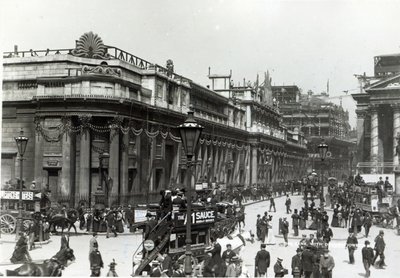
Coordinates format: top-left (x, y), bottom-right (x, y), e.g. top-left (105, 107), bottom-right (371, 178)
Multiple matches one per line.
top-left (105, 45), bottom-right (153, 69)
top-left (3, 48), bottom-right (73, 58)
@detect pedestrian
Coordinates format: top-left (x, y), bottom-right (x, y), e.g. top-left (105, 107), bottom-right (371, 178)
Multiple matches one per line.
top-left (89, 245), bottom-right (104, 277)
top-left (322, 226), bottom-right (333, 244)
top-left (285, 195), bottom-right (292, 214)
top-left (319, 249), bottom-right (335, 278)
top-left (363, 212), bottom-right (372, 238)
top-left (281, 217), bottom-right (289, 247)
top-left (222, 244), bottom-right (236, 261)
top-left (124, 205), bottom-right (134, 230)
top-left (10, 233), bottom-right (32, 264)
top-left (106, 209), bottom-right (117, 238)
top-left (78, 203), bottom-right (86, 230)
top-left (255, 243), bottom-right (270, 277)
top-left (361, 240), bottom-right (374, 277)
top-left (89, 232), bottom-right (98, 257)
top-left (269, 196), bottom-right (276, 212)
top-left (161, 251), bottom-right (173, 277)
top-left (372, 230), bottom-right (386, 268)
top-left (260, 212), bottom-right (269, 243)
top-left (106, 259), bottom-right (118, 277)
top-left (345, 232), bottom-right (358, 264)
top-left (291, 209), bottom-right (300, 236)
top-left (301, 245), bottom-right (314, 278)
top-left (274, 257), bottom-right (288, 277)
top-left (225, 256), bottom-right (239, 277)
top-left (291, 248), bottom-right (303, 277)
top-left (256, 214), bottom-right (262, 240)
top-left (27, 219), bottom-right (37, 251)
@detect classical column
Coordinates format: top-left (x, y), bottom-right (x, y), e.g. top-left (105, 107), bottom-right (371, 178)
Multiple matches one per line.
top-left (244, 146), bottom-right (250, 187)
top-left (60, 127), bottom-right (71, 198)
top-left (109, 128), bottom-right (120, 206)
top-left (79, 125), bottom-right (91, 202)
top-left (33, 117), bottom-right (44, 189)
top-left (392, 105), bottom-right (400, 166)
top-left (120, 131), bottom-right (129, 204)
top-left (356, 109), bottom-right (366, 164)
top-left (251, 146), bottom-right (258, 186)
top-left (370, 106), bottom-right (379, 163)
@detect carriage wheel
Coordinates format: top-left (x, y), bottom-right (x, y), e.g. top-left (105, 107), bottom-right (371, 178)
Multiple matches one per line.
top-left (0, 214), bottom-right (16, 234)
top-left (22, 219), bottom-right (33, 232)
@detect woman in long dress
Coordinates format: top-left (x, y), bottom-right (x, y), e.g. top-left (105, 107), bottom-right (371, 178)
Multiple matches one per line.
top-left (266, 219), bottom-right (276, 245)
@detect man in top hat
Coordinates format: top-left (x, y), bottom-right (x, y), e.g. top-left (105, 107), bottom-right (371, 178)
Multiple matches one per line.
top-left (255, 244), bottom-right (270, 277)
top-left (274, 257), bottom-right (287, 277)
top-left (291, 209), bottom-right (300, 236)
top-left (362, 240), bottom-right (374, 277)
top-left (291, 248), bottom-right (303, 277)
top-left (372, 230), bottom-right (386, 268)
top-left (319, 249), bottom-right (334, 278)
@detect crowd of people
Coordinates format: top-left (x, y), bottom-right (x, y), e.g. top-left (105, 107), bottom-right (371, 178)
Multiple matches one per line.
top-left (7, 173), bottom-right (398, 278)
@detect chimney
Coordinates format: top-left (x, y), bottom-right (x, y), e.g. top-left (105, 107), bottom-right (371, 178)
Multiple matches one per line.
top-left (208, 67), bottom-right (211, 76)
top-left (14, 45), bottom-right (18, 54)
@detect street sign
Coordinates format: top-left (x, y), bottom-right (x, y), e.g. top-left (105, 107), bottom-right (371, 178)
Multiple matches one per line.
top-left (143, 240), bottom-right (155, 251)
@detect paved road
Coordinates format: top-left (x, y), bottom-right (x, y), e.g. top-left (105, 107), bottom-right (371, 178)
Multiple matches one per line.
top-left (0, 194), bottom-right (399, 277)
top-left (238, 194), bottom-right (400, 278)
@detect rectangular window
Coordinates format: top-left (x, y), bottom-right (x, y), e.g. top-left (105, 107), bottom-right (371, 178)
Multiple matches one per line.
top-left (155, 168), bottom-right (163, 191)
top-left (157, 83), bottom-right (163, 99)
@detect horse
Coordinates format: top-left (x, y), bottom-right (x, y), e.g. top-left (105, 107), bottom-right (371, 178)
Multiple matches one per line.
top-left (202, 243), bottom-right (226, 278)
top-left (47, 209), bottom-right (78, 234)
top-left (6, 247), bottom-right (75, 276)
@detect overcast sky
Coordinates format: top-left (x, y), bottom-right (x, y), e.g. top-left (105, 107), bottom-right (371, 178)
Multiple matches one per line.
top-left (2, 0), bottom-right (400, 128)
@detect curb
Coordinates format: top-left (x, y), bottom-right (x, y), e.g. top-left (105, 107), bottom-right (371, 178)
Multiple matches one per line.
top-left (0, 239), bottom-right (52, 245)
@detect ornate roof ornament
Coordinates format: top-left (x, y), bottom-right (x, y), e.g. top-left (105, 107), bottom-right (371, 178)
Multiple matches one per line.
top-left (72, 32), bottom-right (110, 59)
top-left (82, 65), bottom-right (121, 76)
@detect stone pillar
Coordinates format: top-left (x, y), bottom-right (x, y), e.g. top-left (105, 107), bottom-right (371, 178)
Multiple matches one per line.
top-left (370, 106), bottom-right (379, 164)
top-left (356, 110), bottom-right (366, 164)
top-left (120, 131), bottom-right (129, 204)
top-left (251, 146), bottom-right (258, 186)
top-left (392, 105), bottom-right (400, 167)
top-left (109, 128), bottom-right (120, 206)
top-left (60, 130), bottom-right (71, 198)
top-left (244, 146), bottom-right (251, 187)
top-left (79, 129), bottom-right (91, 202)
top-left (34, 117), bottom-right (44, 189)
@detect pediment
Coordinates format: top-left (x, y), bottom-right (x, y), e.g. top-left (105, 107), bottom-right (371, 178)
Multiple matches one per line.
top-left (366, 74), bottom-right (400, 91)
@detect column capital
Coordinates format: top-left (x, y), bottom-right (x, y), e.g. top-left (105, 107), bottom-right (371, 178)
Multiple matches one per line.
top-left (355, 109), bottom-right (367, 118)
top-left (369, 104), bottom-right (379, 112)
top-left (391, 104), bottom-right (400, 112)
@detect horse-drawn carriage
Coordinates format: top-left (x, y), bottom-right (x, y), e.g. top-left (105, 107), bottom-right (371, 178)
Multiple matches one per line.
top-left (354, 182), bottom-right (397, 227)
top-left (0, 189), bottom-right (42, 234)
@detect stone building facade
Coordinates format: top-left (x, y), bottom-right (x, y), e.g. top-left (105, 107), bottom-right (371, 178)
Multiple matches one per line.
top-left (2, 32), bottom-right (309, 207)
top-left (353, 53), bottom-right (400, 176)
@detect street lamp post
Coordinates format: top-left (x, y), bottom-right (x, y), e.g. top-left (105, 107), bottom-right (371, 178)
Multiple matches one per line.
top-left (318, 139), bottom-right (328, 209)
top-left (14, 130), bottom-right (29, 240)
top-left (265, 150), bottom-right (272, 192)
top-left (177, 110), bottom-right (203, 277)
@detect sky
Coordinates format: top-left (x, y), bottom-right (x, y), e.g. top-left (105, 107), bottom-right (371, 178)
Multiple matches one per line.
top-left (2, 0), bottom-right (400, 128)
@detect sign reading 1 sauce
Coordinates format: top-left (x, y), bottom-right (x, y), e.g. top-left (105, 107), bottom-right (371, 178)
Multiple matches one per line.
top-left (191, 210), bottom-right (216, 224)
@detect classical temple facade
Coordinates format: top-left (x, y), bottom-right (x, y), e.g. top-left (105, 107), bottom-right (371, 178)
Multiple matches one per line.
top-left (352, 53), bottom-right (400, 176)
top-left (2, 32), bottom-right (309, 207)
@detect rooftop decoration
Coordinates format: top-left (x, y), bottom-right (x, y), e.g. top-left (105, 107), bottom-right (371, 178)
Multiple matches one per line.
top-left (72, 31), bottom-right (110, 59)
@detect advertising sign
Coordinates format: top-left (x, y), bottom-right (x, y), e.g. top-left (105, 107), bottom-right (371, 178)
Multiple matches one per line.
top-left (174, 209), bottom-right (216, 227)
top-left (0, 191), bottom-right (33, 200)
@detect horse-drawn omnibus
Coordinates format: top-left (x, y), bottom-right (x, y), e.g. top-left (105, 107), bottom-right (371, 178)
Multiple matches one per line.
top-left (0, 189), bottom-right (42, 234)
top-left (354, 181), bottom-right (395, 226)
top-left (132, 203), bottom-right (218, 276)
